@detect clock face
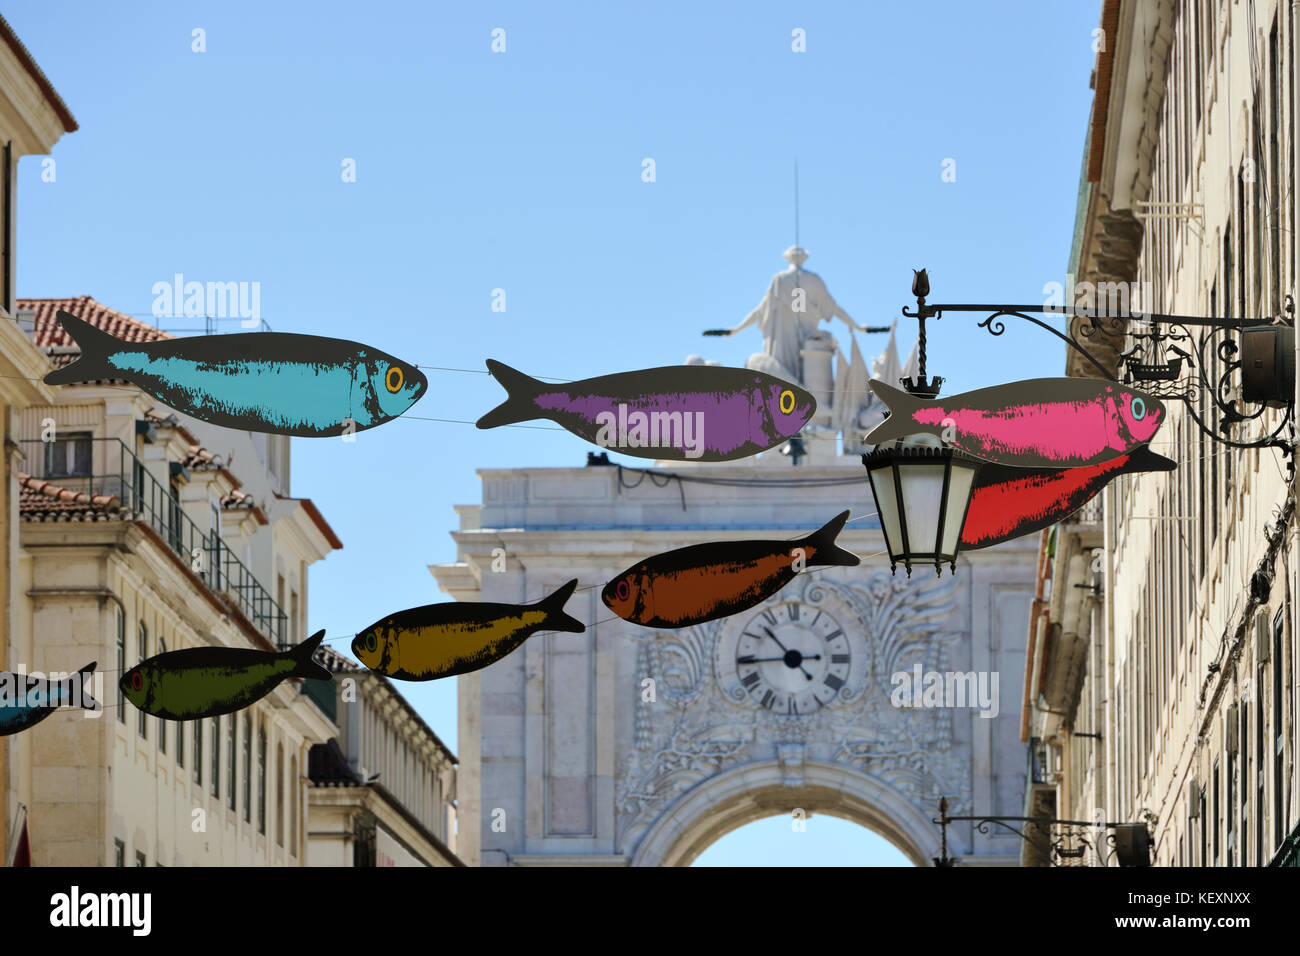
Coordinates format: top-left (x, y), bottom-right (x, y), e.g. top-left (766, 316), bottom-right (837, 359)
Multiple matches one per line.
top-left (725, 601), bottom-right (860, 715)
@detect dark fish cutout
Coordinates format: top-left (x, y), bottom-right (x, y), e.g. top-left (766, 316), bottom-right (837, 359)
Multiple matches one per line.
top-left (863, 378), bottom-right (1166, 467)
top-left (960, 445), bottom-right (1177, 550)
top-left (0, 662), bottom-right (100, 736)
top-left (602, 512), bottom-right (859, 628)
top-left (45, 311), bottom-right (427, 437)
top-left (351, 579), bottom-right (584, 681)
top-left (120, 631), bottom-right (331, 720)
top-left (476, 360), bottom-right (816, 462)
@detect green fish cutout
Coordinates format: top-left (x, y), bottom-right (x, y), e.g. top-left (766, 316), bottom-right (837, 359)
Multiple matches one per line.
top-left (120, 631), bottom-right (331, 720)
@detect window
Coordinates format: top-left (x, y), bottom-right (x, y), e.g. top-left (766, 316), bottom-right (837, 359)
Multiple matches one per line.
top-left (1258, 661), bottom-right (1266, 866)
top-left (277, 575), bottom-right (286, 646)
top-left (276, 743), bottom-right (284, 847)
top-left (1226, 726), bottom-right (1235, 867)
top-left (1200, 783), bottom-right (1207, 866)
top-left (290, 755), bottom-right (298, 856)
top-left (115, 607), bottom-right (125, 724)
top-left (243, 714), bottom-right (252, 823)
top-left (210, 718), bottom-right (220, 797)
top-left (208, 499), bottom-right (223, 590)
top-left (137, 623), bottom-right (148, 739)
top-left (1241, 700), bottom-right (1250, 865)
top-left (157, 639), bottom-right (166, 754)
top-left (1274, 609), bottom-right (1285, 850)
top-left (1213, 760), bottom-right (1221, 865)
top-left (258, 725), bottom-right (267, 835)
top-left (290, 590), bottom-right (299, 647)
top-left (228, 714), bottom-right (237, 812)
top-left (114, 839), bottom-right (125, 867)
top-left (44, 431), bottom-right (91, 478)
top-left (135, 850), bottom-right (146, 867)
top-left (176, 712), bottom-right (184, 769)
top-left (193, 720), bottom-right (202, 785)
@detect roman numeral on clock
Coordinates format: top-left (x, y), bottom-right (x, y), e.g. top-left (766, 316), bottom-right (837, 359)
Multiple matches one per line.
top-left (741, 671), bottom-right (760, 688)
top-left (831, 653), bottom-right (850, 664)
top-left (787, 603), bottom-right (799, 621)
top-left (760, 690), bottom-right (775, 710)
top-left (760, 608), bottom-right (778, 626)
top-left (824, 674), bottom-right (845, 692)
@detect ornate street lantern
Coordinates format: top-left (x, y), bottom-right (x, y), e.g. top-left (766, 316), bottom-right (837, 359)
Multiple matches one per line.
top-left (861, 439), bottom-right (982, 577)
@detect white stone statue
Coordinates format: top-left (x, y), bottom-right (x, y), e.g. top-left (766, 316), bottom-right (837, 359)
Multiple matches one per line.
top-left (709, 246), bottom-right (872, 386)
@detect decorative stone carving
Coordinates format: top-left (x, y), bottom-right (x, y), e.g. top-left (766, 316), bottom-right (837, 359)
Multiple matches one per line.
top-left (615, 569), bottom-right (974, 853)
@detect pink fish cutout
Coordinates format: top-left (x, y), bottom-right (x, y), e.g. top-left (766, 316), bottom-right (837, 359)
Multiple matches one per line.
top-left (863, 378), bottom-right (1165, 468)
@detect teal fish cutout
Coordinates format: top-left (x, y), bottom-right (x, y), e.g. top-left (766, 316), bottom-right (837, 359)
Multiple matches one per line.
top-left (45, 311), bottom-right (427, 437)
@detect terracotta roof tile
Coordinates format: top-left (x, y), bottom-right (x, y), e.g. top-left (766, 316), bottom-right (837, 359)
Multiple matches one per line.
top-left (19, 296), bottom-right (172, 350)
top-left (17, 471), bottom-right (121, 518)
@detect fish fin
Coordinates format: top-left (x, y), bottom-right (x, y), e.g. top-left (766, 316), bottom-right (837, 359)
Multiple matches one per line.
top-left (74, 661), bottom-right (101, 713)
top-left (43, 311), bottom-right (123, 385)
top-left (476, 360), bottom-right (545, 429)
top-left (861, 379), bottom-right (927, 445)
top-left (801, 510), bottom-right (861, 567)
top-left (534, 578), bottom-right (586, 633)
top-left (1123, 444), bottom-right (1177, 472)
top-left (285, 630), bottom-right (332, 681)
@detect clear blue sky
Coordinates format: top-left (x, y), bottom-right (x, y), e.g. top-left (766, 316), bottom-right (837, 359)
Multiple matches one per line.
top-left (9, 0), bottom-right (1098, 865)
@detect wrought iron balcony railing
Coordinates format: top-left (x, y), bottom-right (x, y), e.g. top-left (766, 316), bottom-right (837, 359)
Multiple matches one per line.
top-left (19, 437), bottom-right (288, 647)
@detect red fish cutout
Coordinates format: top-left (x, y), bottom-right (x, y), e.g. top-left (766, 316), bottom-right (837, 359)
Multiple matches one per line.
top-left (960, 445), bottom-right (1176, 550)
top-left (864, 378), bottom-right (1166, 467)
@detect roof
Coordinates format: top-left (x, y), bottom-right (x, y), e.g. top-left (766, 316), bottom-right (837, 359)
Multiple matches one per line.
top-left (19, 296), bottom-right (172, 379)
top-left (314, 644), bottom-right (455, 765)
top-left (274, 493), bottom-right (344, 551)
top-left (0, 14), bottom-right (77, 134)
top-left (17, 471), bottom-right (120, 520)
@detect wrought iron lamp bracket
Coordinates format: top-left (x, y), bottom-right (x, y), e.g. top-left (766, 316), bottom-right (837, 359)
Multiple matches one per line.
top-left (899, 285), bottom-right (1297, 475)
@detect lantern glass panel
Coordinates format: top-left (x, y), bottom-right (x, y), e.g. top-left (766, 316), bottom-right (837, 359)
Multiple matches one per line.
top-left (939, 460), bottom-right (979, 556)
top-left (899, 461), bottom-right (948, 556)
top-left (867, 463), bottom-right (904, 557)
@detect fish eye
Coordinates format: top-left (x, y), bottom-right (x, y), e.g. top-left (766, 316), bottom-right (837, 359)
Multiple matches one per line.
top-left (779, 389), bottom-right (796, 415)
top-left (1130, 396), bottom-right (1146, 421)
top-left (385, 366), bottom-right (404, 394)
top-left (616, 580), bottom-right (630, 601)
top-left (129, 671), bottom-right (142, 691)
top-left (364, 633), bottom-right (378, 653)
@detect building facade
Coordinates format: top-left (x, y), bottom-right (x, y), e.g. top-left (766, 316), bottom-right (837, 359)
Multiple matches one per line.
top-left (7, 296), bottom-right (343, 865)
top-left (307, 646), bottom-right (460, 866)
top-left (0, 13), bottom-right (77, 864)
top-left (1027, 0), bottom-right (1300, 866)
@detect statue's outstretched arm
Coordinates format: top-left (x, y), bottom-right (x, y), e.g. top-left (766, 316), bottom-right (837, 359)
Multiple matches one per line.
top-left (704, 289), bottom-right (769, 336)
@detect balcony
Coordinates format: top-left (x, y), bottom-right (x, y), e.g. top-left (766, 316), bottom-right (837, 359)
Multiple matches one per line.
top-left (20, 437), bottom-right (287, 647)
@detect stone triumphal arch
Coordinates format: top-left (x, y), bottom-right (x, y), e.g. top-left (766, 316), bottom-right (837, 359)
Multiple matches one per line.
top-left (430, 248), bottom-right (1037, 866)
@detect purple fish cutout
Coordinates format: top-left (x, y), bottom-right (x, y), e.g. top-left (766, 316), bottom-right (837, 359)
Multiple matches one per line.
top-left (476, 360), bottom-right (817, 462)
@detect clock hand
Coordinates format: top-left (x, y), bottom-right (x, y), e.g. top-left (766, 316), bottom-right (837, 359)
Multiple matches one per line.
top-left (762, 628), bottom-right (814, 679)
top-left (738, 655), bottom-right (823, 664)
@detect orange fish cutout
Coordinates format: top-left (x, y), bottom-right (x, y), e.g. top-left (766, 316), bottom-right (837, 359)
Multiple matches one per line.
top-left (601, 512), bottom-right (860, 628)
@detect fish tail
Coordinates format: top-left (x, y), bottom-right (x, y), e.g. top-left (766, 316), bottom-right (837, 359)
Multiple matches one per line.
top-left (476, 360), bottom-right (544, 429)
top-left (801, 510), bottom-right (861, 567)
top-left (43, 311), bottom-right (122, 385)
top-left (534, 578), bottom-right (585, 633)
top-left (861, 379), bottom-right (928, 445)
top-left (285, 630), bottom-right (332, 681)
top-left (73, 661), bottom-right (101, 713)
